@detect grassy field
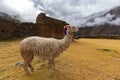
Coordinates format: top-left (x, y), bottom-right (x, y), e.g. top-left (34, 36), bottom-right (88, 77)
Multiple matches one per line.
top-left (0, 39), bottom-right (120, 80)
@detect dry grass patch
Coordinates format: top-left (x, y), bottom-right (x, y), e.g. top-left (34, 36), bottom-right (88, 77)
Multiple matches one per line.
top-left (0, 39), bottom-right (120, 80)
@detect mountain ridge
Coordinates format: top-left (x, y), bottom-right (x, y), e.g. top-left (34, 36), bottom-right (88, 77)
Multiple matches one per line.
top-left (75, 6), bottom-right (120, 39)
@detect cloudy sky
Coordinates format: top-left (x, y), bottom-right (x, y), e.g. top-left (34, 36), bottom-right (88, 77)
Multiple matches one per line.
top-left (0, 0), bottom-right (120, 26)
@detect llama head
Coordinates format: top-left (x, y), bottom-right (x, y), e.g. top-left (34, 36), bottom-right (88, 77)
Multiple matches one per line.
top-left (64, 25), bottom-right (78, 33)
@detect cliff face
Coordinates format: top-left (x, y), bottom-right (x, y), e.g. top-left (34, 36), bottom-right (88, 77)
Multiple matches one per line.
top-left (36, 13), bottom-right (67, 39)
top-left (0, 13), bottom-right (67, 39)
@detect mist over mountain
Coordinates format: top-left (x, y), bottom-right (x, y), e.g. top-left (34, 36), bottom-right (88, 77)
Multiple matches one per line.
top-left (74, 6), bottom-right (120, 39)
top-left (79, 6), bottom-right (120, 27)
top-left (0, 12), bottom-right (20, 22)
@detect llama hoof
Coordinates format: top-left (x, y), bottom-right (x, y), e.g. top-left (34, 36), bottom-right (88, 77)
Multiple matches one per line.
top-left (26, 71), bottom-right (33, 75)
top-left (49, 68), bottom-right (55, 73)
top-left (48, 66), bottom-right (55, 71)
top-left (31, 69), bottom-right (34, 73)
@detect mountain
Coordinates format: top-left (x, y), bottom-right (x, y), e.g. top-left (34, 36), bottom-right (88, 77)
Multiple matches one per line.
top-left (75, 6), bottom-right (120, 39)
top-left (78, 6), bottom-right (120, 27)
top-left (0, 13), bottom-right (67, 39)
top-left (0, 12), bottom-right (20, 23)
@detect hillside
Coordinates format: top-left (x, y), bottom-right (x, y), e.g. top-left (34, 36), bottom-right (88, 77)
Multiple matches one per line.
top-left (0, 12), bottom-right (20, 23)
top-left (76, 6), bottom-right (120, 39)
top-left (0, 39), bottom-right (120, 80)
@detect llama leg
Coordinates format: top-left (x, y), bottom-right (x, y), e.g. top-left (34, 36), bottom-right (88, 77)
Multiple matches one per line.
top-left (48, 58), bottom-right (55, 70)
top-left (52, 59), bottom-right (55, 70)
top-left (24, 60), bottom-right (34, 74)
top-left (29, 63), bottom-right (34, 72)
top-left (24, 60), bottom-right (30, 74)
top-left (22, 53), bottom-right (34, 74)
top-left (28, 53), bottom-right (34, 73)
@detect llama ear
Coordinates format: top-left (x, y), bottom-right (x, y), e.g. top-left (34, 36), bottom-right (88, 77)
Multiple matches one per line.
top-left (64, 25), bottom-right (68, 28)
top-left (64, 26), bottom-right (66, 28)
top-left (64, 25), bottom-right (70, 28)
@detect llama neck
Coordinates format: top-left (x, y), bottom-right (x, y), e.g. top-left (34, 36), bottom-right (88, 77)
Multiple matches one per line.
top-left (64, 31), bottom-right (73, 43)
top-left (59, 31), bottom-right (73, 51)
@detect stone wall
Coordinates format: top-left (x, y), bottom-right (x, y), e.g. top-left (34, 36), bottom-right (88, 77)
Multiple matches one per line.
top-left (0, 19), bottom-right (17, 39)
top-left (36, 13), bottom-right (67, 39)
top-left (0, 13), bottom-right (68, 39)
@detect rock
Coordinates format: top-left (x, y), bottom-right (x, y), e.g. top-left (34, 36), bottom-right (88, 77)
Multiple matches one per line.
top-left (36, 13), bottom-right (68, 39)
top-left (14, 61), bottom-right (23, 66)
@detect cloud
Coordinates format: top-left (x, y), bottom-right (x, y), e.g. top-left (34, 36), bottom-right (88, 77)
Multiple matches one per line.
top-left (0, 0), bottom-right (42, 22)
top-left (84, 13), bottom-right (120, 27)
top-left (0, 0), bottom-right (120, 25)
top-left (110, 17), bottom-right (120, 25)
